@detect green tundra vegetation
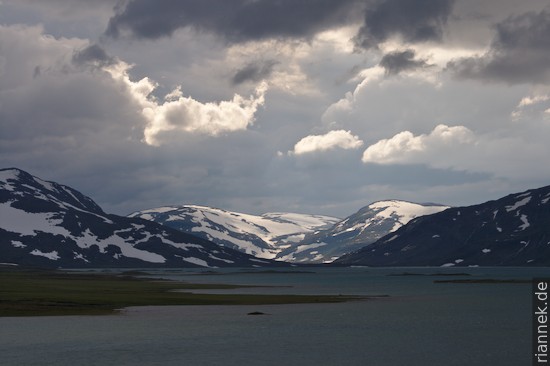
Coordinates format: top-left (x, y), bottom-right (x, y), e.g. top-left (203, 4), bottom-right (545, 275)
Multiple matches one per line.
top-left (0, 267), bottom-right (364, 317)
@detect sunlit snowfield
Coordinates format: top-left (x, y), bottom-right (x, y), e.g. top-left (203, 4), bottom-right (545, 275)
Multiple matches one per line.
top-left (1, 267), bottom-right (545, 366)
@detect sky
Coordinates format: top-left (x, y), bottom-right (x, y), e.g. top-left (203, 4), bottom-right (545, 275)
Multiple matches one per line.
top-left (1, 0), bottom-right (550, 218)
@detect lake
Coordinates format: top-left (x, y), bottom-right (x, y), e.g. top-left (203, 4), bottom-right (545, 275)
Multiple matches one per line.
top-left (0, 266), bottom-right (545, 365)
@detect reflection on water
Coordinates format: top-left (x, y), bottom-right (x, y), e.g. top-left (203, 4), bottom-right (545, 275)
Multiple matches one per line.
top-left (0, 267), bottom-right (545, 365)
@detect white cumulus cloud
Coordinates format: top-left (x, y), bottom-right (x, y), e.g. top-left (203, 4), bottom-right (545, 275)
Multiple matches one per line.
top-left (361, 123), bottom-right (550, 181)
top-left (291, 130), bottom-right (363, 155)
top-left (511, 91), bottom-right (550, 121)
top-left (362, 124), bottom-right (475, 164)
top-left (104, 61), bottom-right (267, 145)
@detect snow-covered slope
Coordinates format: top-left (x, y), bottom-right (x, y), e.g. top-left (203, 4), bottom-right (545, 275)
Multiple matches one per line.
top-left (130, 201), bottom-right (447, 263)
top-left (129, 205), bottom-right (339, 259)
top-left (278, 200), bottom-right (449, 263)
top-left (335, 186), bottom-right (550, 267)
top-left (0, 168), bottom-right (279, 268)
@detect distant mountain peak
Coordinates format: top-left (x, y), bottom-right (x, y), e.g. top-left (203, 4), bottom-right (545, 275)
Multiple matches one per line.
top-left (0, 167), bottom-right (104, 215)
top-left (275, 200), bottom-right (450, 263)
top-left (335, 185), bottom-right (550, 267)
top-left (0, 168), bottom-right (281, 268)
top-left (130, 205), bottom-right (340, 260)
top-left (133, 200), bottom-right (450, 264)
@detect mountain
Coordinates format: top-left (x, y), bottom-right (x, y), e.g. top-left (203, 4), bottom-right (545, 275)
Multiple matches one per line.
top-left (335, 186), bottom-right (550, 267)
top-left (0, 168), bottom-right (280, 268)
top-left (276, 200), bottom-right (449, 263)
top-left (129, 205), bottom-right (339, 260)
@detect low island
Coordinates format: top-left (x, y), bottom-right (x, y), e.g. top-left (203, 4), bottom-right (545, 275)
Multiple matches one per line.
top-left (0, 266), bottom-right (371, 317)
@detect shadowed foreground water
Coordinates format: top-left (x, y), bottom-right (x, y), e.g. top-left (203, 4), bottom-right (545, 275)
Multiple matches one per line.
top-left (0, 267), bottom-right (544, 365)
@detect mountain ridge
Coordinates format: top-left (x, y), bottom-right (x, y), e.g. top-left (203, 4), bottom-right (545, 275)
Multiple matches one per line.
top-left (0, 168), bottom-right (281, 268)
top-left (335, 185), bottom-right (550, 266)
top-left (129, 205), bottom-right (340, 260)
top-left (3, 167), bottom-right (549, 267)
top-left (276, 200), bottom-right (450, 263)
top-left (131, 200), bottom-right (449, 263)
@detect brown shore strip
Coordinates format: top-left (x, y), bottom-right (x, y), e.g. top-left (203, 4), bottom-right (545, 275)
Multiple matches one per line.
top-left (0, 267), bottom-right (374, 317)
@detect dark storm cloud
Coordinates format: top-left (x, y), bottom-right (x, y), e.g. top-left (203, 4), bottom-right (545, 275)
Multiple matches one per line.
top-left (354, 0), bottom-right (455, 49)
top-left (379, 49), bottom-right (431, 75)
top-left (72, 44), bottom-right (115, 68)
top-left (105, 0), bottom-right (458, 50)
top-left (105, 0), bottom-right (362, 42)
top-left (447, 8), bottom-right (550, 84)
top-left (231, 60), bottom-right (278, 85)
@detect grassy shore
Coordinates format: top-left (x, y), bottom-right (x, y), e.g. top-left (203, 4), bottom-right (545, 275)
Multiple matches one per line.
top-left (0, 267), bottom-right (366, 317)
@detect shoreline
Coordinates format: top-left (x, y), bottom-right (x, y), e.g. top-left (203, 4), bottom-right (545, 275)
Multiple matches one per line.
top-left (0, 267), bottom-right (376, 317)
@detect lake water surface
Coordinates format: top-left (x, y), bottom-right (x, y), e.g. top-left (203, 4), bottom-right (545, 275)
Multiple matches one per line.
top-left (1, 267), bottom-right (546, 365)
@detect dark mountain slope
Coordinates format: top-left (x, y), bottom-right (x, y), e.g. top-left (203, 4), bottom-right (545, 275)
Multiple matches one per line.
top-left (0, 168), bottom-right (279, 268)
top-left (335, 186), bottom-right (550, 267)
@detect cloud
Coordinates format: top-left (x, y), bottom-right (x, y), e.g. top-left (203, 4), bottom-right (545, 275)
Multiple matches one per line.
top-left (4, 1), bottom-right (550, 220)
top-left (105, 0), bottom-right (361, 42)
top-left (362, 124), bottom-right (474, 164)
top-left (511, 91), bottom-right (550, 120)
top-left (0, 24), bottom-right (280, 216)
top-left (105, 0), bottom-right (459, 52)
top-left (0, 24), bottom-right (128, 141)
top-left (321, 62), bottom-right (530, 147)
top-left (0, 24), bottom-right (84, 89)
top-left (447, 8), bottom-right (550, 84)
top-left (72, 44), bottom-right (115, 68)
top-left (2, 0), bottom-right (116, 21)
top-left (104, 60), bottom-right (267, 145)
top-left (518, 94), bottom-right (550, 107)
top-left (379, 49), bottom-right (431, 75)
top-left (291, 130), bottom-right (363, 155)
top-left (0, 24), bottom-right (155, 208)
top-left (354, 0), bottom-right (455, 49)
top-left (232, 60), bottom-right (278, 85)
top-left (361, 123), bottom-right (550, 181)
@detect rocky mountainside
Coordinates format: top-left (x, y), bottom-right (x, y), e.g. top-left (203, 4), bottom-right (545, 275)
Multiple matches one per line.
top-left (129, 205), bottom-right (339, 260)
top-left (277, 200), bottom-right (449, 263)
top-left (335, 186), bottom-right (550, 267)
top-left (0, 168), bottom-right (279, 268)
top-left (130, 201), bottom-right (448, 264)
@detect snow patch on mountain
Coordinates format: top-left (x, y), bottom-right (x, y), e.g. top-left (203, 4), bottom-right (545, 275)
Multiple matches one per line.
top-left (1, 168), bottom-right (283, 268)
top-left (181, 257), bottom-right (210, 267)
top-left (30, 249), bottom-right (60, 260)
top-left (518, 214), bottom-right (530, 231)
top-left (283, 200), bottom-right (450, 263)
top-left (368, 200), bottom-right (444, 225)
top-left (130, 205), bottom-right (340, 260)
top-left (0, 203), bottom-right (71, 237)
top-left (335, 184), bottom-right (550, 267)
top-left (506, 195), bottom-right (531, 212)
